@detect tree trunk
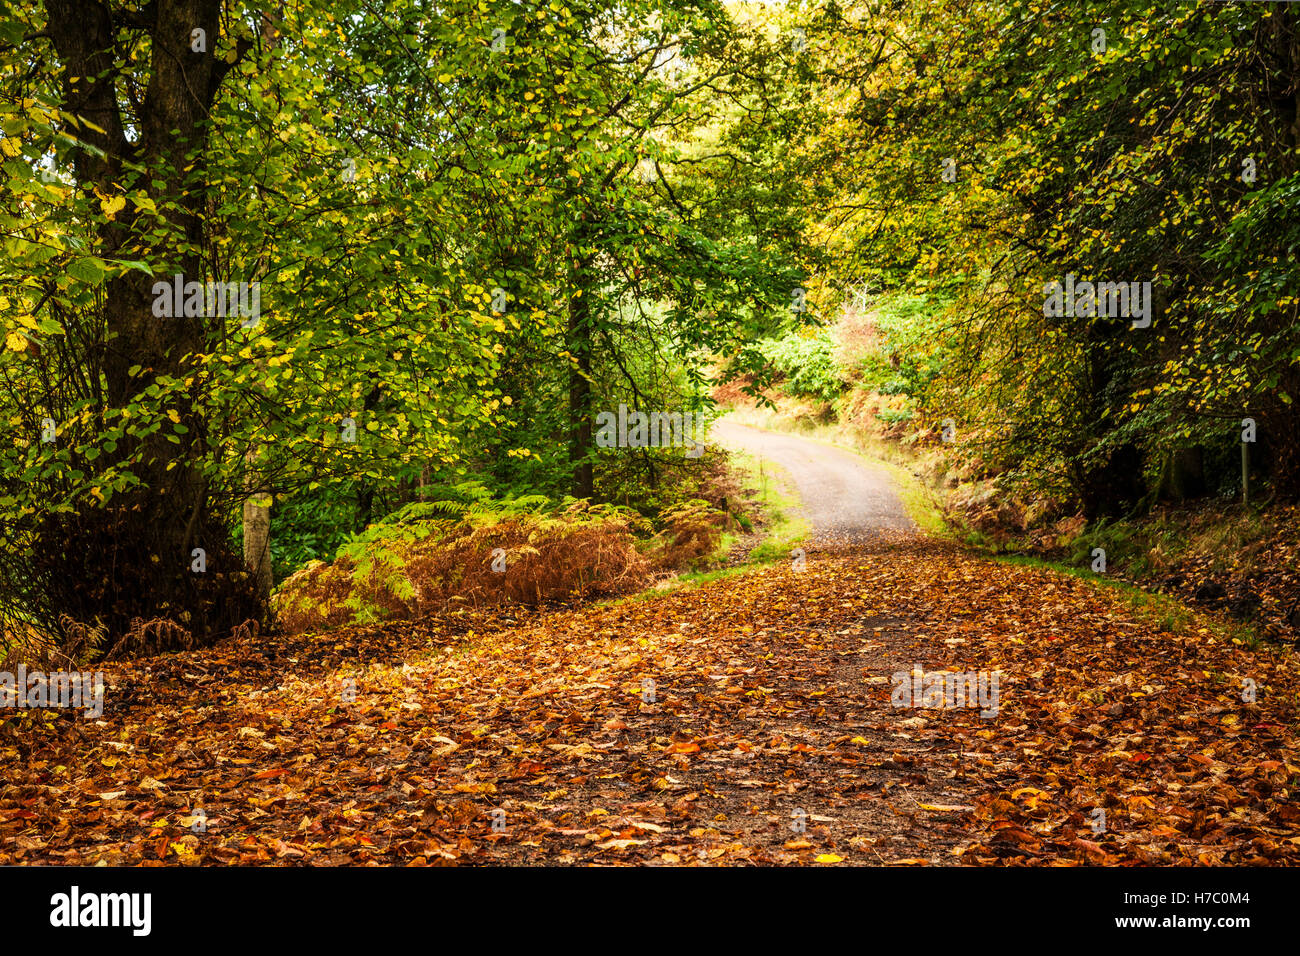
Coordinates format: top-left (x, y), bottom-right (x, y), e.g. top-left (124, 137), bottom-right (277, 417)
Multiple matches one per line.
top-left (1157, 447), bottom-right (1206, 502)
top-left (357, 383), bottom-right (384, 525)
top-left (568, 225), bottom-right (595, 499)
top-left (42, 0), bottom-right (262, 644)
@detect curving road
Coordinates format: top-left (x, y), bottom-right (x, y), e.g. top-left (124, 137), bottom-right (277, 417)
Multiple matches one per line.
top-left (709, 419), bottom-right (916, 549)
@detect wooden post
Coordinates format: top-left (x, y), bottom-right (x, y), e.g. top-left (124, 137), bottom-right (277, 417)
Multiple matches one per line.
top-left (243, 460), bottom-right (272, 600)
top-left (1242, 441), bottom-right (1249, 506)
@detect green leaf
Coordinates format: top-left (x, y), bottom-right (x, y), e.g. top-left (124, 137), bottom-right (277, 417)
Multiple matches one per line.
top-left (65, 257), bottom-right (107, 284)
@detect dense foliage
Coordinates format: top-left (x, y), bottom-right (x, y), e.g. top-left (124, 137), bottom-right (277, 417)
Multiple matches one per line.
top-left (2, 0), bottom-right (1296, 656)
top-left (784, 0), bottom-right (1300, 516)
top-left (1, 0), bottom-right (817, 650)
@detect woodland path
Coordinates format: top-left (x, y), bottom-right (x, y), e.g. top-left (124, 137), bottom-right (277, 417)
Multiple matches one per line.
top-left (709, 419), bottom-right (915, 548)
top-left (2, 436), bottom-right (1296, 865)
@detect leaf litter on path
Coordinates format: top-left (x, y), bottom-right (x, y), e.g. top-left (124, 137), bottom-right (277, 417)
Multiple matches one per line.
top-left (2, 538), bottom-right (1296, 866)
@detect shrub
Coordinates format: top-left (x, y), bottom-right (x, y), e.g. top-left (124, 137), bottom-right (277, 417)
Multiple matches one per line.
top-left (272, 489), bottom-right (650, 634)
top-left (649, 499), bottom-right (729, 569)
top-left (757, 329), bottom-right (842, 403)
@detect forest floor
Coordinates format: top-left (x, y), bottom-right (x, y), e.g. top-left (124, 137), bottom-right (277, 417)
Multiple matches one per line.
top-left (3, 431), bottom-right (1298, 866)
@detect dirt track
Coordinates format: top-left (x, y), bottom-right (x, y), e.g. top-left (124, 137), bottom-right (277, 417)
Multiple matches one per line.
top-left (709, 420), bottom-right (915, 547)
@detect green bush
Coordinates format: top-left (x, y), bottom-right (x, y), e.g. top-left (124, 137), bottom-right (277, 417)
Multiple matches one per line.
top-left (757, 329), bottom-right (842, 402)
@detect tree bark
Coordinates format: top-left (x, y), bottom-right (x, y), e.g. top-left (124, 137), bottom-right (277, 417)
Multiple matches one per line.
top-left (42, 0), bottom-right (261, 642)
top-left (568, 223), bottom-right (595, 499)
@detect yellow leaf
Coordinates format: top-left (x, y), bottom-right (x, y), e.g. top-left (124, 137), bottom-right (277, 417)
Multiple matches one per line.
top-left (1011, 787), bottom-right (1048, 799)
top-left (100, 194), bottom-right (127, 219)
top-left (814, 853), bottom-right (843, 864)
top-left (5, 331), bottom-right (27, 352)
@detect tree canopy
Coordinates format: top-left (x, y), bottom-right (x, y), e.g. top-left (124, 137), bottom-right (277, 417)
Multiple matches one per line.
top-left (1, 0), bottom-right (1296, 647)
